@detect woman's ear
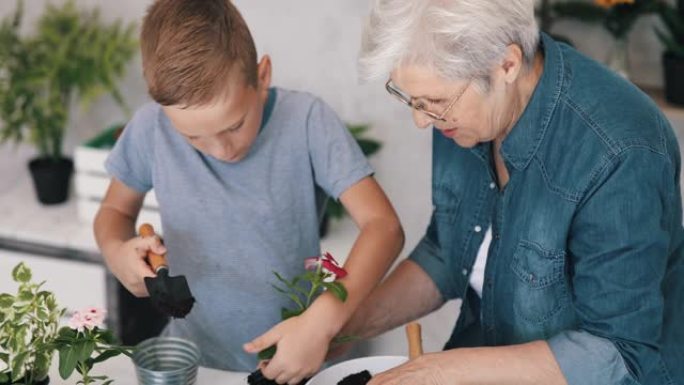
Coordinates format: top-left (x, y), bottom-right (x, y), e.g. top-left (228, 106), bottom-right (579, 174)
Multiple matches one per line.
top-left (498, 44), bottom-right (524, 84)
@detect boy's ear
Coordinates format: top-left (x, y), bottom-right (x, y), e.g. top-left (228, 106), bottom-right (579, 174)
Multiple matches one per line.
top-left (256, 55), bottom-right (272, 98)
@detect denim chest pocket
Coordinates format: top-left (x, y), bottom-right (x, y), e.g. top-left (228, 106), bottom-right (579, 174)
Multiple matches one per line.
top-left (510, 240), bottom-right (571, 323)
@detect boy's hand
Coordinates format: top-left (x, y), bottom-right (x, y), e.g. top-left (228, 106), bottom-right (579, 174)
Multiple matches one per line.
top-left (244, 310), bottom-right (335, 385)
top-left (105, 233), bottom-right (166, 297)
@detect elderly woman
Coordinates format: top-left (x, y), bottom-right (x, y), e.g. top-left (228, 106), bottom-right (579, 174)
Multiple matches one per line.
top-left (339, 0), bottom-right (684, 384)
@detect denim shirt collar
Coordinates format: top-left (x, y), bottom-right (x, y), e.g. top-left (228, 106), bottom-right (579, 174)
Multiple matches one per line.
top-left (495, 32), bottom-right (565, 171)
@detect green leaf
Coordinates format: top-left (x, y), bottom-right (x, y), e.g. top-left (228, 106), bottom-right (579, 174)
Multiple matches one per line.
top-left (58, 345), bottom-right (79, 379)
top-left (90, 349), bottom-right (121, 364)
top-left (59, 326), bottom-right (78, 339)
top-left (257, 345), bottom-right (277, 361)
top-left (11, 351), bottom-right (28, 382)
top-left (357, 139), bottom-right (381, 156)
top-left (11, 263), bottom-right (31, 283)
top-left (281, 307), bottom-right (304, 320)
top-left (98, 329), bottom-right (116, 344)
top-left (270, 284), bottom-right (289, 295)
top-left (0, 372), bottom-right (8, 383)
top-left (0, 294), bottom-right (13, 309)
top-left (76, 340), bottom-right (96, 362)
top-left (552, 2), bottom-right (606, 22)
top-left (33, 352), bottom-right (52, 381)
top-left (326, 199), bottom-right (346, 220)
top-left (323, 281), bottom-right (348, 302)
top-left (273, 272), bottom-right (293, 289)
top-left (656, 28), bottom-right (684, 57)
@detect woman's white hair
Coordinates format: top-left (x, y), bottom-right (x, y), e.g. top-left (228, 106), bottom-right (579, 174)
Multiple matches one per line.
top-left (359, 0), bottom-right (540, 86)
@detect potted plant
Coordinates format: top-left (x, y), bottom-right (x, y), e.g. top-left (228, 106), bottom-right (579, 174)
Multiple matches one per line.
top-left (0, 263), bottom-right (133, 385)
top-left (552, 0), bottom-right (660, 79)
top-left (0, 0), bottom-right (137, 204)
top-left (0, 263), bottom-right (63, 385)
top-left (318, 124), bottom-right (382, 237)
top-left (656, 0), bottom-right (684, 105)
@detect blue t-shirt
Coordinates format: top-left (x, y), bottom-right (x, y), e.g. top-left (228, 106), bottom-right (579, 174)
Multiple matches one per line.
top-left (105, 88), bottom-right (373, 371)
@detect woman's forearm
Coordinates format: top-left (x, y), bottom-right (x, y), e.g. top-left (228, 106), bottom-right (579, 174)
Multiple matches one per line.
top-left (343, 259), bottom-right (446, 339)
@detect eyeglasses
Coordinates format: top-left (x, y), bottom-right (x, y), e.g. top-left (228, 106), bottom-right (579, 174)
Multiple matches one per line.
top-left (385, 78), bottom-right (470, 122)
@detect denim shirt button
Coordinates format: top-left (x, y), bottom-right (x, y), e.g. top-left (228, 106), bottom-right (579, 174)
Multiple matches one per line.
top-left (489, 182), bottom-right (496, 189)
top-left (474, 225), bottom-right (482, 233)
top-left (461, 268), bottom-right (468, 276)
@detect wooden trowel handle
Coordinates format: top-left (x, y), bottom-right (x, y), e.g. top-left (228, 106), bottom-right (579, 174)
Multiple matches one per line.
top-left (138, 223), bottom-right (168, 273)
top-left (406, 322), bottom-right (423, 359)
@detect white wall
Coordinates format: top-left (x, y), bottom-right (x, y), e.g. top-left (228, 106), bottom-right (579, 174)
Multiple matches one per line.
top-left (0, 0), bottom-right (675, 257)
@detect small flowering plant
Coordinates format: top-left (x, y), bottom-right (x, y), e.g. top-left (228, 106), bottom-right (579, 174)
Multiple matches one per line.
top-left (52, 307), bottom-right (133, 385)
top-left (553, 0), bottom-right (661, 38)
top-left (258, 252), bottom-right (349, 360)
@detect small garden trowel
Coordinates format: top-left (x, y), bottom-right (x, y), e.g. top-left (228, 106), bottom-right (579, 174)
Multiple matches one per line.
top-left (139, 223), bottom-right (195, 318)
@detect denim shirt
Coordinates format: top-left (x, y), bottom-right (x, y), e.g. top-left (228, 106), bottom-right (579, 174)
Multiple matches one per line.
top-left (409, 33), bottom-right (684, 385)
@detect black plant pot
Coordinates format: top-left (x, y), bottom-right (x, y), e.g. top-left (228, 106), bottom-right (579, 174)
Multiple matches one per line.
top-left (663, 52), bottom-right (684, 107)
top-left (28, 157), bottom-right (73, 205)
top-left (0, 375), bottom-right (50, 385)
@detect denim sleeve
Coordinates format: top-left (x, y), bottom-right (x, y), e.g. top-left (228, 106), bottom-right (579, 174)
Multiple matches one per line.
top-left (554, 148), bottom-right (675, 384)
top-left (306, 98), bottom-right (373, 199)
top-left (104, 103), bottom-right (158, 193)
top-left (408, 212), bottom-right (461, 301)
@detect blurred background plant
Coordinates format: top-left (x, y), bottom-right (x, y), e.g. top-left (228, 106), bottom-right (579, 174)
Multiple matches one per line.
top-left (656, 0), bottom-right (684, 56)
top-left (0, 0), bottom-right (137, 204)
top-left (319, 124), bottom-right (382, 237)
top-left (551, 0), bottom-right (662, 78)
top-left (656, 0), bottom-right (684, 104)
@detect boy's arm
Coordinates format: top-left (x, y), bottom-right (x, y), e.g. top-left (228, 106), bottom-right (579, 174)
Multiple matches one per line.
top-left (245, 176), bottom-right (404, 383)
top-left (94, 178), bottom-right (166, 297)
top-left (309, 176), bottom-right (404, 333)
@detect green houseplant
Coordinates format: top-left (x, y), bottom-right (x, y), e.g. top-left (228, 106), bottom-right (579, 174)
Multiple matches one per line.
top-left (0, 263), bottom-right (63, 385)
top-left (0, 263), bottom-right (132, 385)
top-left (318, 124), bottom-right (382, 237)
top-left (656, 0), bottom-right (684, 105)
top-left (552, 0), bottom-right (661, 78)
top-left (0, 0), bottom-right (137, 204)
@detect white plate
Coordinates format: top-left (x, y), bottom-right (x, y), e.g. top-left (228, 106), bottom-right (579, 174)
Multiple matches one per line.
top-left (306, 356), bottom-right (407, 385)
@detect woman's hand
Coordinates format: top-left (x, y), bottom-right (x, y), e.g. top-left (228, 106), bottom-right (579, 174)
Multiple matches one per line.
top-left (244, 309), bottom-right (336, 385)
top-left (369, 354), bottom-right (449, 385)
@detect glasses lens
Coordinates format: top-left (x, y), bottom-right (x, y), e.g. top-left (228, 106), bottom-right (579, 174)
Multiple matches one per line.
top-left (387, 82), bottom-right (411, 104)
top-left (386, 80), bottom-right (444, 121)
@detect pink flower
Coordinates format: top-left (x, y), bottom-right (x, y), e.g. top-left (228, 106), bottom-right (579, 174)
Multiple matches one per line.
top-left (304, 252), bottom-right (348, 280)
top-left (68, 307), bottom-right (106, 332)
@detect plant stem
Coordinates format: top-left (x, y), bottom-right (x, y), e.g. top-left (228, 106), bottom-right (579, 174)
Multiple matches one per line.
top-left (78, 361), bottom-right (91, 385)
top-left (305, 263), bottom-right (323, 308)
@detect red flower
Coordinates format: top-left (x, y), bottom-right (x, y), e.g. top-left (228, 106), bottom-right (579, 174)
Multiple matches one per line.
top-left (304, 252), bottom-right (348, 280)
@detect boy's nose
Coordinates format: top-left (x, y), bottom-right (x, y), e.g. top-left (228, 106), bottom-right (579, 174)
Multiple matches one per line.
top-left (208, 140), bottom-right (235, 161)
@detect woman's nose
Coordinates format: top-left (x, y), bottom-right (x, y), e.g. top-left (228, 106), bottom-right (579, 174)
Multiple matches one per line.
top-left (412, 109), bottom-right (434, 129)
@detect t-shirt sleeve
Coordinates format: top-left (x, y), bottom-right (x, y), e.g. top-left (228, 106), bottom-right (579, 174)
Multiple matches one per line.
top-left (306, 98), bottom-right (374, 199)
top-left (104, 104), bottom-right (157, 193)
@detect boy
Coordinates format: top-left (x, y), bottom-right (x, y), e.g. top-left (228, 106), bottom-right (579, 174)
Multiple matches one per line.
top-left (93, 0), bottom-right (404, 382)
